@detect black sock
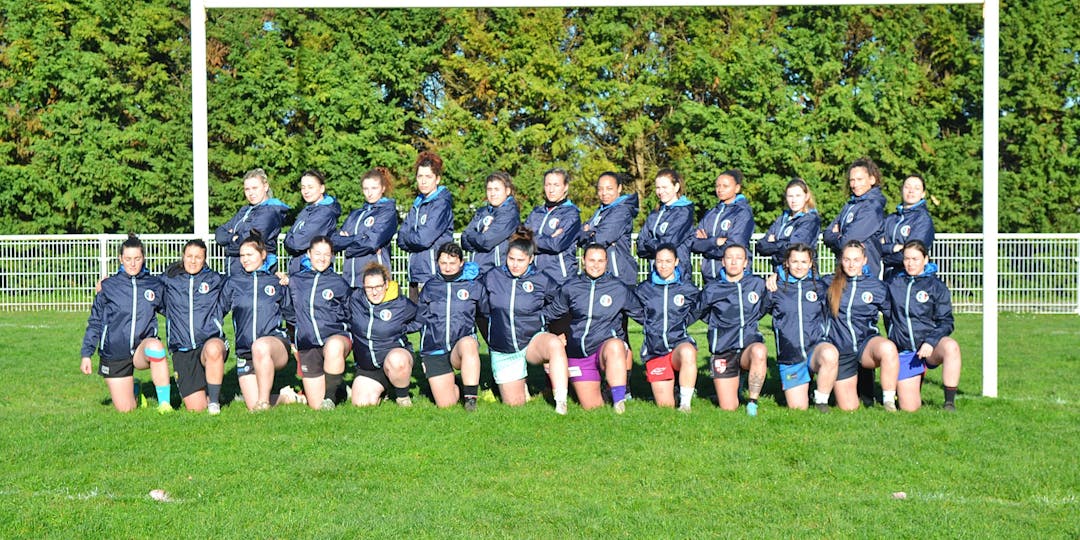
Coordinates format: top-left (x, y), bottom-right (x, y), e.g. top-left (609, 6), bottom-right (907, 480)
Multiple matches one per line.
top-left (394, 385), bottom-right (410, 399)
top-left (464, 385), bottom-right (478, 399)
top-left (325, 372), bottom-right (344, 402)
top-left (748, 397), bottom-right (757, 404)
top-left (944, 386), bottom-right (957, 404)
top-left (207, 384), bottom-right (221, 404)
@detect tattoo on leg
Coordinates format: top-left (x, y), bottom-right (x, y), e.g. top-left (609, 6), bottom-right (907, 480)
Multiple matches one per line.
top-left (748, 373), bottom-right (764, 400)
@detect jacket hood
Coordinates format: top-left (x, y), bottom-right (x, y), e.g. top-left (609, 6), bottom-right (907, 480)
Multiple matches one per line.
top-left (665, 195), bottom-right (693, 208)
top-left (413, 185), bottom-right (448, 207)
top-left (719, 266), bottom-right (753, 283)
top-left (850, 186), bottom-right (885, 204)
top-left (650, 266), bottom-right (683, 285)
top-left (896, 199), bottom-right (928, 213)
top-left (500, 263), bottom-right (538, 280)
top-left (778, 267), bottom-right (814, 283)
top-left (907, 261), bottom-right (939, 279)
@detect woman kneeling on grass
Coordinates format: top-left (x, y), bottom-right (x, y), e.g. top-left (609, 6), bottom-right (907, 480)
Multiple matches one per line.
top-left (284, 236), bottom-right (352, 410)
top-left (543, 243), bottom-right (642, 414)
top-left (692, 243), bottom-right (769, 416)
top-left (417, 242), bottom-right (486, 411)
top-left (222, 231), bottom-right (299, 411)
top-left (81, 234), bottom-right (172, 413)
top-left (885, 240), bottom-right (961, 411)
top-left (631, 244), bottom-right (700, 411)
top-left (823, 240), bottom-right (900, 411)
top-left (347, 263), bottom-right (422, 407)
top-left (765, 243), bottom-right (839, 412)
top-left (161, 239), bottom-right (227, 414)
top-left (480, 227), bottom-right (570, 414)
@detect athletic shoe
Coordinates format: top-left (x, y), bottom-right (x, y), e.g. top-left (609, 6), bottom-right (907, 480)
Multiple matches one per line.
top-left (613, 400), bottom-right (626, 415)
top-left (320, 398), bottom-right (336, 410)
top-left (156, 402), bottom-right (174, 415)
top-left (883, 399), bottom-right (898, 412)
top-left (133, 379), bottom-right (147, 409)
top-left (815, 403), bottom-right (830, 413)
top-left (279, 386), bottom-right (301, 405)
top-left (207, 402), bottom-right (221, 416)
top-left (678, 404), bottom-right (692, 413)
top-left (746, 402), bottom-right (758, 417)
top-left (464, 397), bottom-right (478, 412)
top-left (555, 400), bottom-right (568, 416)
top-left (944, 402), bottom-right (956, 412)
top-left (395, 396), bottom-right (413, 408)
top-left (253, 401), bottom-right (271, 412)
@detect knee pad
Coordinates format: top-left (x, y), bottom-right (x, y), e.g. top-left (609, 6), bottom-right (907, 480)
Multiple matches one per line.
top-left (146, 347), bottom-right (167, 363)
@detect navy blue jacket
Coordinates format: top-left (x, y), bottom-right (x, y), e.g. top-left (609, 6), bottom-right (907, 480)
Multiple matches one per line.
top-left (286, 256), bottom-right (352, 350)
top-left (885, 263), bottom-right (954, 352)
top-left (579, 193), bottom-right (640, 286)
top-left (881, 201), bottom-right (935, 278)
top-left (767, 270), bottom-right (829, 364)
top-left (160, 263), bottom-right (226, 352)
top-left (524, 200), bottom-right (582, 284)
top-left (348, 281), bottom-right (422, 370)
top-left (692, 269), bottom-right (767, 354)
top-left (632, 269), bottom-right (699, 359)
top-left (637, 196), bottom-right (695, 279)
top-left (334, 198), bottom-right (398, 288)
top-left (543, 272), bottom-right (643, 359)
top-left (692, 194), bottom-right (755, 282)
top-left (221, 255), bottom-right (289, 358)
top-left (480, 264), bottom-right (554, 354)
top-left (397, 186), bottom-right (454, 285)
top-left (81, 268), bottom-right (164, 360)
top-left (215, 198), bottom-right (291, 276)
top-left (284, 195), bottom-right (342, 272)
top-left (822, 272), bottom-right (891, 356)
top-left (823, 186), bottom-right (886, 277)
top-left (461, 197), bottom-right (521, 275)
top-left (756, 209), bottom-right (821, 271)
top-left (417, 262), bottom-right (486, 355)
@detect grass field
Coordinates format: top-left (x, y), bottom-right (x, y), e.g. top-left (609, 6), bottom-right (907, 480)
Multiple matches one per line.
top-left (1, 311), bottom-right (1077, 537)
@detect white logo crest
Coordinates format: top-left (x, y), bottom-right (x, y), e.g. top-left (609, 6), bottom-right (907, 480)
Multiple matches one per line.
top-left (420, 214), bottom-right (428, 226)
top-left (846, 212), bottom-right (855, 224)
top-left (482, 215), bottom-right (494, 227)
top-left (521, 281), bottom-right (534, 293)
top-left (599, 294), bottom-right (613, 307)
top-left (198, 282), bottom-right (211, 294)
top-left (321, 289), bottom-right (334, 301)
top-left (783, 226), bottom-right (794, 237)
top-left (457, 289), bottom-right (470, 301)
top-left (363, 216), bottom-right (375, 227)
top-left (748, 291), bottom-right (760, 304)
top-left (861, 291), bottom-right (874, 303)
top-left (916, 291), bottom-right (930, 303)
top-left (659, 222), bottom-right (669, 234)
top-left (549, 218), bottom-right (559, 230)
top-left (263, 285), bottom-right (276, 296)
top-left (673, 294), bottom-right (685, 307)
top-left (143, 290), bottom-right (156, 301)
top-left (720, 219), bottom-right (732, 231)
top-left (900, 225), bottom-right (911, 237)
top-left (805, 290), bottom-right (818, 302)
top-left (236, 358), bottom-right (247, 368)
top-left (379, 309), bottom-right (393, 321)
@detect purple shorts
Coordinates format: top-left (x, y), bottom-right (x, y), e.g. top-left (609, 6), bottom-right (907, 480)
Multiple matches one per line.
top-left (567, 351), bottom-right (602, 383)
top-left (898, 350), bottom-right (927, 381)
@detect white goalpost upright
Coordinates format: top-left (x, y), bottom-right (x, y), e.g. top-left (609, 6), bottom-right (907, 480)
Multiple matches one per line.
top-left (189, 0), bottom-right (999, 397)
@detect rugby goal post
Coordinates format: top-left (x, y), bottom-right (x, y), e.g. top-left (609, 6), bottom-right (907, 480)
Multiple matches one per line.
top-left (189, 0), bottom-right (999, 398)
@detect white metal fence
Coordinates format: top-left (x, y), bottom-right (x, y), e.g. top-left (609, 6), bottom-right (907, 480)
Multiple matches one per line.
top-left (0, 233), bottom-right (1076, 313)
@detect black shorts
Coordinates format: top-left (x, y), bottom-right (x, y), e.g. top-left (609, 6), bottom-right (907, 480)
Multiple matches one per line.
top-left (354, 367), bottom-right (390, 391)
top-left (421, 353), bottom-right (454, 379)
top-left (298, 348), bottom-right (326, 378)
top-left (237, 335), bottom-right (290, 376)
top-left (172, 348), bottom-right (207, 397)
top-left (709, 349), bottom-right (742, 380)
top-left (98, 357), bottom-right (134, 379)
top-left (836, 340), bottom-right (870, 381)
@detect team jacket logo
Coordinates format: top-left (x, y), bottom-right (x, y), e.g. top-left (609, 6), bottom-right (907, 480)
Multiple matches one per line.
top-left (916, 290), bottom-right (930, 303)
top-left (143, 290), bottom-right (156, 302)
top-left (419, 214), bottom-right (428, 226)
top-left (846, 212), bottom-right (855, 223)
top-left (379, 309), bottom-right (393, 321)
top-left (673, 294), bottom-right (686, 307)
top-left (861, 291), bottom-right (874, 303)
top-left (720, 219), bottom-right (732, 232)
top-left (900, 225), bottom-right (911, 237)
top-left (236, 358), bottom-right (247, 368)
top-left (784, 225), bottom-right (794, 237)
top-left (321, 289), bottom-right (334, 301)
top-left (659, 222), bottom-right (670, 234)
top-left (599, 294), bottom-right (613, 307)
top-left (101, 365), bottom-right (110, 375)
top-left (520, 281), bottom-right (534, 293)
top-left (482, 215), bottom-right (494, 228)
top-left (456, 289), bottom-right (470, 301)
top-left (548, 218), bottom-right (559, 230)
top-left (805, 290), bottom-right (818, 302)
top-left (263, 285), bottom-right (276, 296)
top-left (199, 282), bottom-right (211, 294)
top-left (363, 216), bottom-right (375, 227)
top-left (747, 291), bottom-right (760, 304)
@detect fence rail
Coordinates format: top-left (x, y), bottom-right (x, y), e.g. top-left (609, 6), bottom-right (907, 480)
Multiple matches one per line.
top-left (0, 233), bottom-right (1076, 314)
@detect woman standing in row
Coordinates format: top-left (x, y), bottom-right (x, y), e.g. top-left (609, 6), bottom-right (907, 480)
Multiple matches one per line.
top-left (525, 168), bottom-right (581, 285)
top-left (637, 169), bottom-right (694, 280)
top-left (756, 178), bottom-right (820, 272)
top-left (693, 169), bottom-right (755, 283)
top-left (881, 175), bottom-right (936, 280)
top-left (215, 168), bottom-right (291, 277)
top-left (580, 172), bottom-right (639, 287)
top-left (461, 171), bottom-right (521, 275)
top-left (397, 151), bottom-right (454, 300)
top-left (283, 170), bottom-right (341, 273)
top-left (335, 167), bottom-right (399, 288)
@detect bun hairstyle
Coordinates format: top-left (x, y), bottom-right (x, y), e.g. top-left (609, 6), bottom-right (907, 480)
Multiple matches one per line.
top-left (362, 262), bottom-right (391, 285)
top-left (363, 166), bottom-right (395, 193)
top-left (241, 229), bottom-right (267, 254)
top-left (120, 233), bottom-right (144, 255)
top-left (720, 168), bottom-right (744, 186)
top-left (596, 171), bottom-right (628, 188)
top-left (827, 240), bottom-right (867, 317)
top-left (307, 235), bottom-right (334, 253)
top-left (414, 151), bottom-right (444, 177)
top-left (507, 226), bottom-right (536, 258)
top-left (848, 157), bottom-right (881, 188)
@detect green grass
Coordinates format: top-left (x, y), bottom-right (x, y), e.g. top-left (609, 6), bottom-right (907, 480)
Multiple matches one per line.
top-left (1, 312), bottom-right (1077, 537)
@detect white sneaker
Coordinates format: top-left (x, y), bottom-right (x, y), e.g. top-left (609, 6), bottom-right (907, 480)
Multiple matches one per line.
top-left (555, 400), bottom-right (568, 415)
top-left (320, 398), bottom-right (336, 410)
top-left (613, 400), bottom-right (626, 415)
top-left (278, 386), bottom-right (301, 404)
top-left (207, 402), bottom-right (221, 416)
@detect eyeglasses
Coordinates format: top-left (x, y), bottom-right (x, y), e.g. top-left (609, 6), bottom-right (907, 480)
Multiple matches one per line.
top-left (363, 284), bottom-right (387, 291)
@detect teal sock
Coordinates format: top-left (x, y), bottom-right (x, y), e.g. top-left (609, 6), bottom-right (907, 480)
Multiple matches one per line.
top-left (155, 385), bottom-right (171, 406)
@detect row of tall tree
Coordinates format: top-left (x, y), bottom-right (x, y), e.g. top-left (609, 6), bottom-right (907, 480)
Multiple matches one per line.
top-left (1, 2), bottom-right (1077, 234)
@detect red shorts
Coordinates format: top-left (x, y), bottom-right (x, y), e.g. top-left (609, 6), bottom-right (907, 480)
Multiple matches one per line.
top-left (644, 353), bottom-right (675, 383)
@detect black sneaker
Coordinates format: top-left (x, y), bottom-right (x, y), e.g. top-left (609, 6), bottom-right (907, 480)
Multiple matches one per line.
top-left (464, 397), bottom-right (478, 412)
top-left (815, 403), bottom-right (830, 413)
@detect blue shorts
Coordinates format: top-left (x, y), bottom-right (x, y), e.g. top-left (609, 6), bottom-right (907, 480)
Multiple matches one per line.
top-left (898, 350), bottom-right (927, 381)
top-left (778, 361), bottom-right (811, 390)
